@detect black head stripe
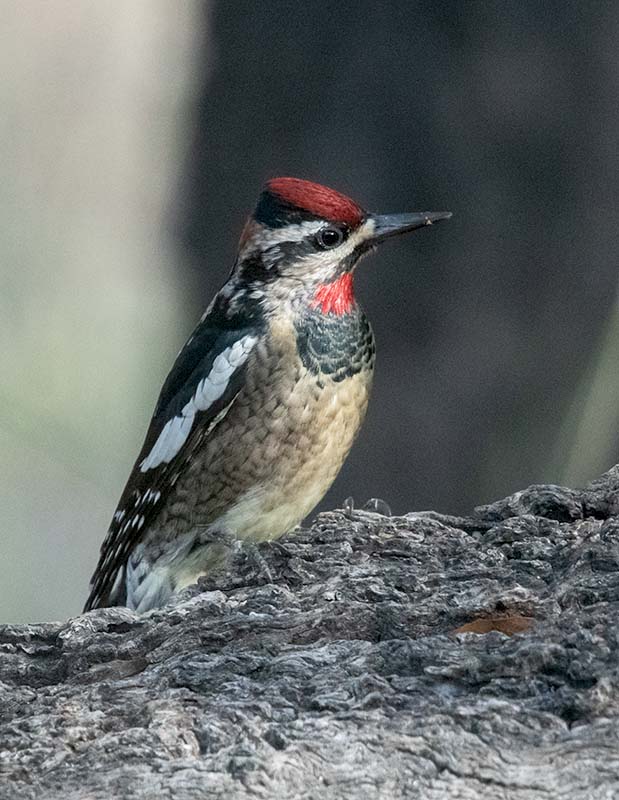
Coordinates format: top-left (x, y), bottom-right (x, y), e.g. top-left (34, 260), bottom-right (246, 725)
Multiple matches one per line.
top-left (254, 189), bottom-right (324, 229)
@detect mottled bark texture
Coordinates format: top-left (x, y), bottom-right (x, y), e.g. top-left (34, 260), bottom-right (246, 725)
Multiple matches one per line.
top-left (3, 469), bottom-right (619, 799)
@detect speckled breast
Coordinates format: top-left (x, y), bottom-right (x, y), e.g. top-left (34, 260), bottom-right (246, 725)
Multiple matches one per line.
top-left (160, 307), bottom-right (375, 545)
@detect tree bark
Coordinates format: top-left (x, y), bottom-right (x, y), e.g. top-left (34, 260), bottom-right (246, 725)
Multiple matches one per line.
top-left (3, 469), bottom-right (619, 798)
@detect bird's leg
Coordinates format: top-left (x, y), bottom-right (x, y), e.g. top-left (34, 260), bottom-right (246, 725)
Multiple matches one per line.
top-left (343, 496), bottom-right (355, 518)
top-left (192, 522), bottom-right (274, 584)
top-left (238, 540), bottom-right (274, 584)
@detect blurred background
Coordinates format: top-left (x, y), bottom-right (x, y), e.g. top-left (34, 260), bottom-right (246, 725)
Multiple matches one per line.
top-left (2, 0), bottom-right (618, 622)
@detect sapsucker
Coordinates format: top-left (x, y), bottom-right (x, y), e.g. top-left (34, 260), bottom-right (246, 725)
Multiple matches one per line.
top-left (85, 178), bottom-right (450, 612)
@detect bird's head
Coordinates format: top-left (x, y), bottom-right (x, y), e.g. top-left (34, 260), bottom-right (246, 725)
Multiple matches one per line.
top-left (232, 177), bottom-right (451, 316)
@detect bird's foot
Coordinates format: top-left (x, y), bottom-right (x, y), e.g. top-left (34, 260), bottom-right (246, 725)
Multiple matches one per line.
top-left (342, 496), bottom-right (392, 517)
top-left (363, 497), bottom-right (392, 516)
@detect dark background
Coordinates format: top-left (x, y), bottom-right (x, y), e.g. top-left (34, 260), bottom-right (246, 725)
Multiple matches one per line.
top-left (175, 0), bottom-right (619, 515)
top-left (2, 0), bottom-right (618, 621)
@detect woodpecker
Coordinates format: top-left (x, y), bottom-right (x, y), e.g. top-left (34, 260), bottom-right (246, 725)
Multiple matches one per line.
top-left (84, 178), bottom-right (450, 612)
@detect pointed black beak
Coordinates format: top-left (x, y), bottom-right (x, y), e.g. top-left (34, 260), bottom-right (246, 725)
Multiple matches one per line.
top-left (368, 211), bottom-right (452, 243)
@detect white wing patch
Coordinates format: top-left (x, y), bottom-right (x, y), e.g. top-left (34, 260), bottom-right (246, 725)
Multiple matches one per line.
top-left (139, 335), bottom-right (257, 472)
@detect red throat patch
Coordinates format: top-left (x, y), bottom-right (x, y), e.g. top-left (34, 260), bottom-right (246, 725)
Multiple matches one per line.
top-left (311, 273), bottom-right (355, 316)
top-left (267, 178), bottom-right (364, 227)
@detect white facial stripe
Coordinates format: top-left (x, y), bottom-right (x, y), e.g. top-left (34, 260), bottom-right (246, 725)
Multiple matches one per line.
top-left (262, 218), bottom-right (376, 250)
top-left (337, 217), bottom-right (375, 255)
top-left (140, 335), bottom-right (257, 472)
top-left (290, 218), bottom-right (377, 272)
top-left (259, 220), bottom-right (325, 246)
top-left (355, 217), bottom-right (376, 242)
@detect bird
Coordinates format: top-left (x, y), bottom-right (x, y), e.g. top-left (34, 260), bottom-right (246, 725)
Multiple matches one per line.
top-left (84, 177), bottom-right (451, 612)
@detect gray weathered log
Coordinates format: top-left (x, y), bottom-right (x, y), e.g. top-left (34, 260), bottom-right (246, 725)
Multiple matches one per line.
top-left (3, 469), bottom-right (619, 799)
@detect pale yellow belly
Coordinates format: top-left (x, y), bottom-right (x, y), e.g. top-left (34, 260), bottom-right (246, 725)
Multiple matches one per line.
top-left (218, 369), bottom-right (372, 541)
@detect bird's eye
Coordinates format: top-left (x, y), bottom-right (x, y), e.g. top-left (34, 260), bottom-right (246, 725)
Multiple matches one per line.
top-left (315, 226), bottom-right (345, 249)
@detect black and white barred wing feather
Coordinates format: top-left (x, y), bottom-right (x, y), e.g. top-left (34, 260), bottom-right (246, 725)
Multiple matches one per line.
top-left (84, 325), bottom-right (258, 610)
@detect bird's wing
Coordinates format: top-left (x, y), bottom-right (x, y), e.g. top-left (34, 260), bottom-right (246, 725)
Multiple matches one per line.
top-left (84, 322), bottom-right (259, 610)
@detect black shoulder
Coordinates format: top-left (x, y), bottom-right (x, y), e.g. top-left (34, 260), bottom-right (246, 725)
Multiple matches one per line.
top-left (154, 289), bottom-right (266, 421)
